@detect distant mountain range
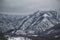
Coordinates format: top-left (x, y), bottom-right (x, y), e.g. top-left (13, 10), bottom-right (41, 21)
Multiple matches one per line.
top-left (0, 11), bottom-right (60, 37)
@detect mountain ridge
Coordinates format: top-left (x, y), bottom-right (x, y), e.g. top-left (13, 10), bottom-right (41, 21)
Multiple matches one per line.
top-left (0, 11), bottom-right (60, 37)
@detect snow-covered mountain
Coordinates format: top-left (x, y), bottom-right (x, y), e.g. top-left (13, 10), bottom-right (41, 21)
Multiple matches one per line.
top-left (0, 11), bottom-right (60, 36)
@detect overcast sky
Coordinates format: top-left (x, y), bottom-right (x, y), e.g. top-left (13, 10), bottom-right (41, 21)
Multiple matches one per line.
top-left (0, 0), bottom-right (60, 15)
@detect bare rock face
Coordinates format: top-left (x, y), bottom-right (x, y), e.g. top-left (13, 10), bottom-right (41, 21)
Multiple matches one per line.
top-left (0, 11), bottom-right (60, 37)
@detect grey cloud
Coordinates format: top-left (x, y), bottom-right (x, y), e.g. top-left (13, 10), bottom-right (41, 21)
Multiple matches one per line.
top-left (0, 0), bottom-right (60, 15)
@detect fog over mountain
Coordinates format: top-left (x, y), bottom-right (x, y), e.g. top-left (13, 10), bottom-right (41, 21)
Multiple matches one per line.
top-left (0, 0), bottom-right (60, 15)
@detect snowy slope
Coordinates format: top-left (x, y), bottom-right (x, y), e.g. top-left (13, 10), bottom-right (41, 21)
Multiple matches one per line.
top-left (0, 11), bottom-right (60, 36)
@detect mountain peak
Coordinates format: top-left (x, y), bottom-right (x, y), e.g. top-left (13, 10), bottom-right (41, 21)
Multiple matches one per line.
top-left (0, 11), bottom-right (60, 36)
top-left (43, 14), bottom-right (49, 17)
